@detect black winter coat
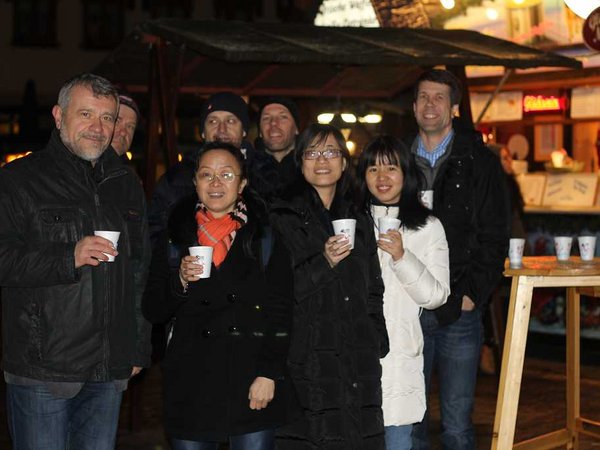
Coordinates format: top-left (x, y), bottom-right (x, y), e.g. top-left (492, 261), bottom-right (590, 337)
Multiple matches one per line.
top-left (410, 125), bottom-right (510, 326)
top-left (142, 196), bottom-right (299, 441)
top-left (0, 130), bottom-right (151, 381)
top-left (271, 189), bottom-right (388, 450)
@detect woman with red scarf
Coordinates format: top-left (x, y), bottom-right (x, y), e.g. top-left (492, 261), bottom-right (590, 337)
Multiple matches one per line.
top-left (143, 142), bottom-right (298, 450)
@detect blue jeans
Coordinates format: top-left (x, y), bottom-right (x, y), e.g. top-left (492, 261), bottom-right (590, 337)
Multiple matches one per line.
top-left (6, 382), bottom-right (123, 450)
top-left (171, 429), bottom-right (275, 450)
top-left (385, 424), bottom-right (413, 450)
top-left (412, 308), bottom-right (483, 450)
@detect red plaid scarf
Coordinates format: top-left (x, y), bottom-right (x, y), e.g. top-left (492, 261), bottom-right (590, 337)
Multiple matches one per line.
top-left (195, 201), bottom-right (247, 267)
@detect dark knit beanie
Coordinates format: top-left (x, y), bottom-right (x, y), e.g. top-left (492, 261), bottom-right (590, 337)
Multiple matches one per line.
top-left (199, 92), bottom-right (249, 133)
top-left (258, 96), bottom-right (300, 129)
top-left (118, 93), bottom-right (140, 120)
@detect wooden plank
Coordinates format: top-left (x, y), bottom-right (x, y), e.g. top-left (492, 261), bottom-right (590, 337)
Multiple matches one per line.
top-left (513, 429), bottom-right (570, 450)
top-left (492, 276), bottom-right (534, 449)
top-left (566, 287), bottom-right (581, 449)
top-left (504, 257), bottom-right (600, 277)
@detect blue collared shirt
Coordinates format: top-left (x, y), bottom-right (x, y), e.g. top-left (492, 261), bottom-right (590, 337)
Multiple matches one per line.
top-left (416, 130), bottom-right (454, 168)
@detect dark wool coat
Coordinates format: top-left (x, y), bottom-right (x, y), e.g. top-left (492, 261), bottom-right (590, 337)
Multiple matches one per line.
top-left (270, 190), bottom-right (389, 450)
top-left (409, 124), bottom-right (510, 326)
top-left (142, 196), bottom-right (299, 442)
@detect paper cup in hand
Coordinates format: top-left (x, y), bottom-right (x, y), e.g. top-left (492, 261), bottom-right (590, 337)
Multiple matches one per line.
top-left (420, 190), bottom-right (434, 210)
top-left (94, 231), bottom-right (120, 262)
top-left (508, 238), bottom-right (525, 268)
top-left (378, 217), bottom-right (401, 234)
top-left (578, 236), bottom-right (597, 262)
top-left (554, 236), bottom-right (573, 261)
top-left (332, 219), bottom-right (356, 249)
top-left (188, 246), bottom-right (213, 278)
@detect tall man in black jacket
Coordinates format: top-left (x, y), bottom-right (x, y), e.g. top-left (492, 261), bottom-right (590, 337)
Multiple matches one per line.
top-left (409, 69), bottom-right (509, 449)
top-left (0, 74), bottom-right (151, 450)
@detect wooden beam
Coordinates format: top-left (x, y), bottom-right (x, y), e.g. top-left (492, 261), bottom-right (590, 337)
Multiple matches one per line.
top-left (156, 38), bottom-right (178, 168)
top-left (242, 64), bottom-right (280, 92)
top-left (447, 65), bottom-right (473, 127)
top-left (143, 43), bottom-right (161, 198)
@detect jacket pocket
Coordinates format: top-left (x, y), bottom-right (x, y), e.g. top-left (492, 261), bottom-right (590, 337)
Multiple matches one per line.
top-left (39, 207), bottom-right (79, 243)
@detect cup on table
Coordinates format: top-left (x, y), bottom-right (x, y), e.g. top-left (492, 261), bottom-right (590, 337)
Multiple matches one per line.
top-left (332, 219), bottom-right (356, 249)
top-left (554, 236), bottom-right (573, 262)
top-left (188, 246), bottom-right (213, 279)
top-left (578, 236), bottom-right (597, 262)
top-left (94, 231), bottom-right (120, 262)
top-left (508, 238), bottom-right (525, 268)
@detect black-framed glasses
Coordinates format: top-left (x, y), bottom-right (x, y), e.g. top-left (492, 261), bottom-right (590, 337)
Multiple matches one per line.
top-left (196, 171), bottom-right (240, 183)
top-left (303, 149), bottom-right (343, 160)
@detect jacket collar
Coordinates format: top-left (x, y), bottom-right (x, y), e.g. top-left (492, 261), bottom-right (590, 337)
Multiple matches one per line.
top-left (47, 129), bottom-right (126, 181)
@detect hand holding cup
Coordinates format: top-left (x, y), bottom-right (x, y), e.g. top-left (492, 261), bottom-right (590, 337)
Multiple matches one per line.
top-left (324, 235), bottom-right (351, 268)
top-left (179, 255), bottom-right (205, 284)
top-left (377, 229), bottom-right (405, 261)
top-left (74, 234), bottom-right (119, 268)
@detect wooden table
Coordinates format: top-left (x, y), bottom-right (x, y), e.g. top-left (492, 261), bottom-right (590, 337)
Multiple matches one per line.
top-left (492, 256), bottom-right (600, 449)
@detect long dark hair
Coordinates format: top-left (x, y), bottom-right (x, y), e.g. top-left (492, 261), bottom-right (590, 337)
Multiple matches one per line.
top-left (357, 135), bottom-right (430, 230)
top-left (292, 123), bottom-right (356, 214)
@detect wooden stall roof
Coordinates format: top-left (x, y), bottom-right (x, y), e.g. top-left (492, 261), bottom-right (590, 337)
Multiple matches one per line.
top-left (94, 19), bottom-right (582, 99)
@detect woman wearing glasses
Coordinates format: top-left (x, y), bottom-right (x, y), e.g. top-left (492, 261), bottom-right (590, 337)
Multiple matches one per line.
top-left (143, 141), bottom-right (298, 450)
top-left (271, 124), bottom-right (389, 449)
top-left (356, 135), bottom-right (449, 449)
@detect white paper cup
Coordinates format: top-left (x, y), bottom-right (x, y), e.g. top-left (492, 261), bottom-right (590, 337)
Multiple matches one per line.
top-left (578, 236), bottom-right (597, 262)
top-left (508, 238), bottom-right (525, 268)
top-left (188, 246), bottom-right (213, 278)
top-left (554, 236), bottom-right (573, 261)
top-left (378, 217), bottom-right (401, 233)
top-left (332, 219), bottom-right (356, 249)
top-left (94, 230), bottom-right (120, 262)
top-left (420, 190), bottom-right (434, 210)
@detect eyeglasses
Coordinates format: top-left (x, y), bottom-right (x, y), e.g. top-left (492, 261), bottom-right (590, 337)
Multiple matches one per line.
top-left (303, 149), bottom-right (343, 160)
top-left (196, 171), bottom-right (240, 183)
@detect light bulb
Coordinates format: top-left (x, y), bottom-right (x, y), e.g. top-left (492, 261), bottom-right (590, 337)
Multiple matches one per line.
top-left (317, 113), bottom-right (334, 124)
top-left (564, 0), bottom-right (600, 19)
top-left (440, 0), bottom-right (455, 9)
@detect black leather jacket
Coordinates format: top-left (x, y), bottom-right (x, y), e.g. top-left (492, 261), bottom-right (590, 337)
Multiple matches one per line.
top-left (0, 130), bottom-right (151, 382)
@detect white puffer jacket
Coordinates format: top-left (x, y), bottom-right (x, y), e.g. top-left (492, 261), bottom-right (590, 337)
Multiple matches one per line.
top-left (372, 205), bottom-right (450, 426)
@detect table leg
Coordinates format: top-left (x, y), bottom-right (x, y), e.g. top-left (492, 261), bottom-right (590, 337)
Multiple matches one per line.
top-left (492, 276), bottom-right (534, 449)
top-left (566, 287), bottom-right (581, 449)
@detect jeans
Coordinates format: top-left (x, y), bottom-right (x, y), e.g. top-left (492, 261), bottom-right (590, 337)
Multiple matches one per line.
top-left (412, 308), bottom-right (483, 450)
top-left (6, 382), bottom-right (123, 450)
top-left (171, 429), bottom-right (275, 450)
top-left (385, 424), bottom-right (413, 450)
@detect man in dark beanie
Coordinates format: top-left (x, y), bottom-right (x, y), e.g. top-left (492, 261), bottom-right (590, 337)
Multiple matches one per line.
top-left (148, 91), bottom-right (251, 243)
top-left (199, 91), bottom-right (250, 151)
top-left (250, 96), bottom-right (302, 203)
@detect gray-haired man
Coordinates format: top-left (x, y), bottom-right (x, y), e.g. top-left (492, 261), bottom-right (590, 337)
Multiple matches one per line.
top-left (0, 73), bottom-right (151, 449)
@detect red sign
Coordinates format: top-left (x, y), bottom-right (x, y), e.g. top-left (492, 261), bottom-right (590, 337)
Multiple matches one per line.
top-left (522, 95), bottom-right (565, 113)
top-left (583, 6), bottom-right (600, 52)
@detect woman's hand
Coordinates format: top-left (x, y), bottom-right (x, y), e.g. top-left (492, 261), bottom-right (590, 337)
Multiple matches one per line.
top-left (179, 255), bottom-right (204, 287)
top-left (323, 235), bottom-right (352, 268)
top-left (248, 376), bottom-right (275, 410)
top-left (377, 230), bottom-right (405, 262)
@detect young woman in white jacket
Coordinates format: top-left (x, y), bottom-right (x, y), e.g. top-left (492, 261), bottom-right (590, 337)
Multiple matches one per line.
top-left (357, 135), bottom-right (450, 450)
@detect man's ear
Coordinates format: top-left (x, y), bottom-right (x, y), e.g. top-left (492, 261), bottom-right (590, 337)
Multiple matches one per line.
top-left (52, 105), bottom-right (63, 129)
top-left (342, 157), bottom-right (347, 171)
top-left (452, 104), bottom-right (459, 117)
top-left (243, 131), bottom-right (247, 138)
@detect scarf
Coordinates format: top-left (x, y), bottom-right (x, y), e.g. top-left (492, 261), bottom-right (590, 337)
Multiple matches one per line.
top-left (195, 200), bottom-right (248, 267)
